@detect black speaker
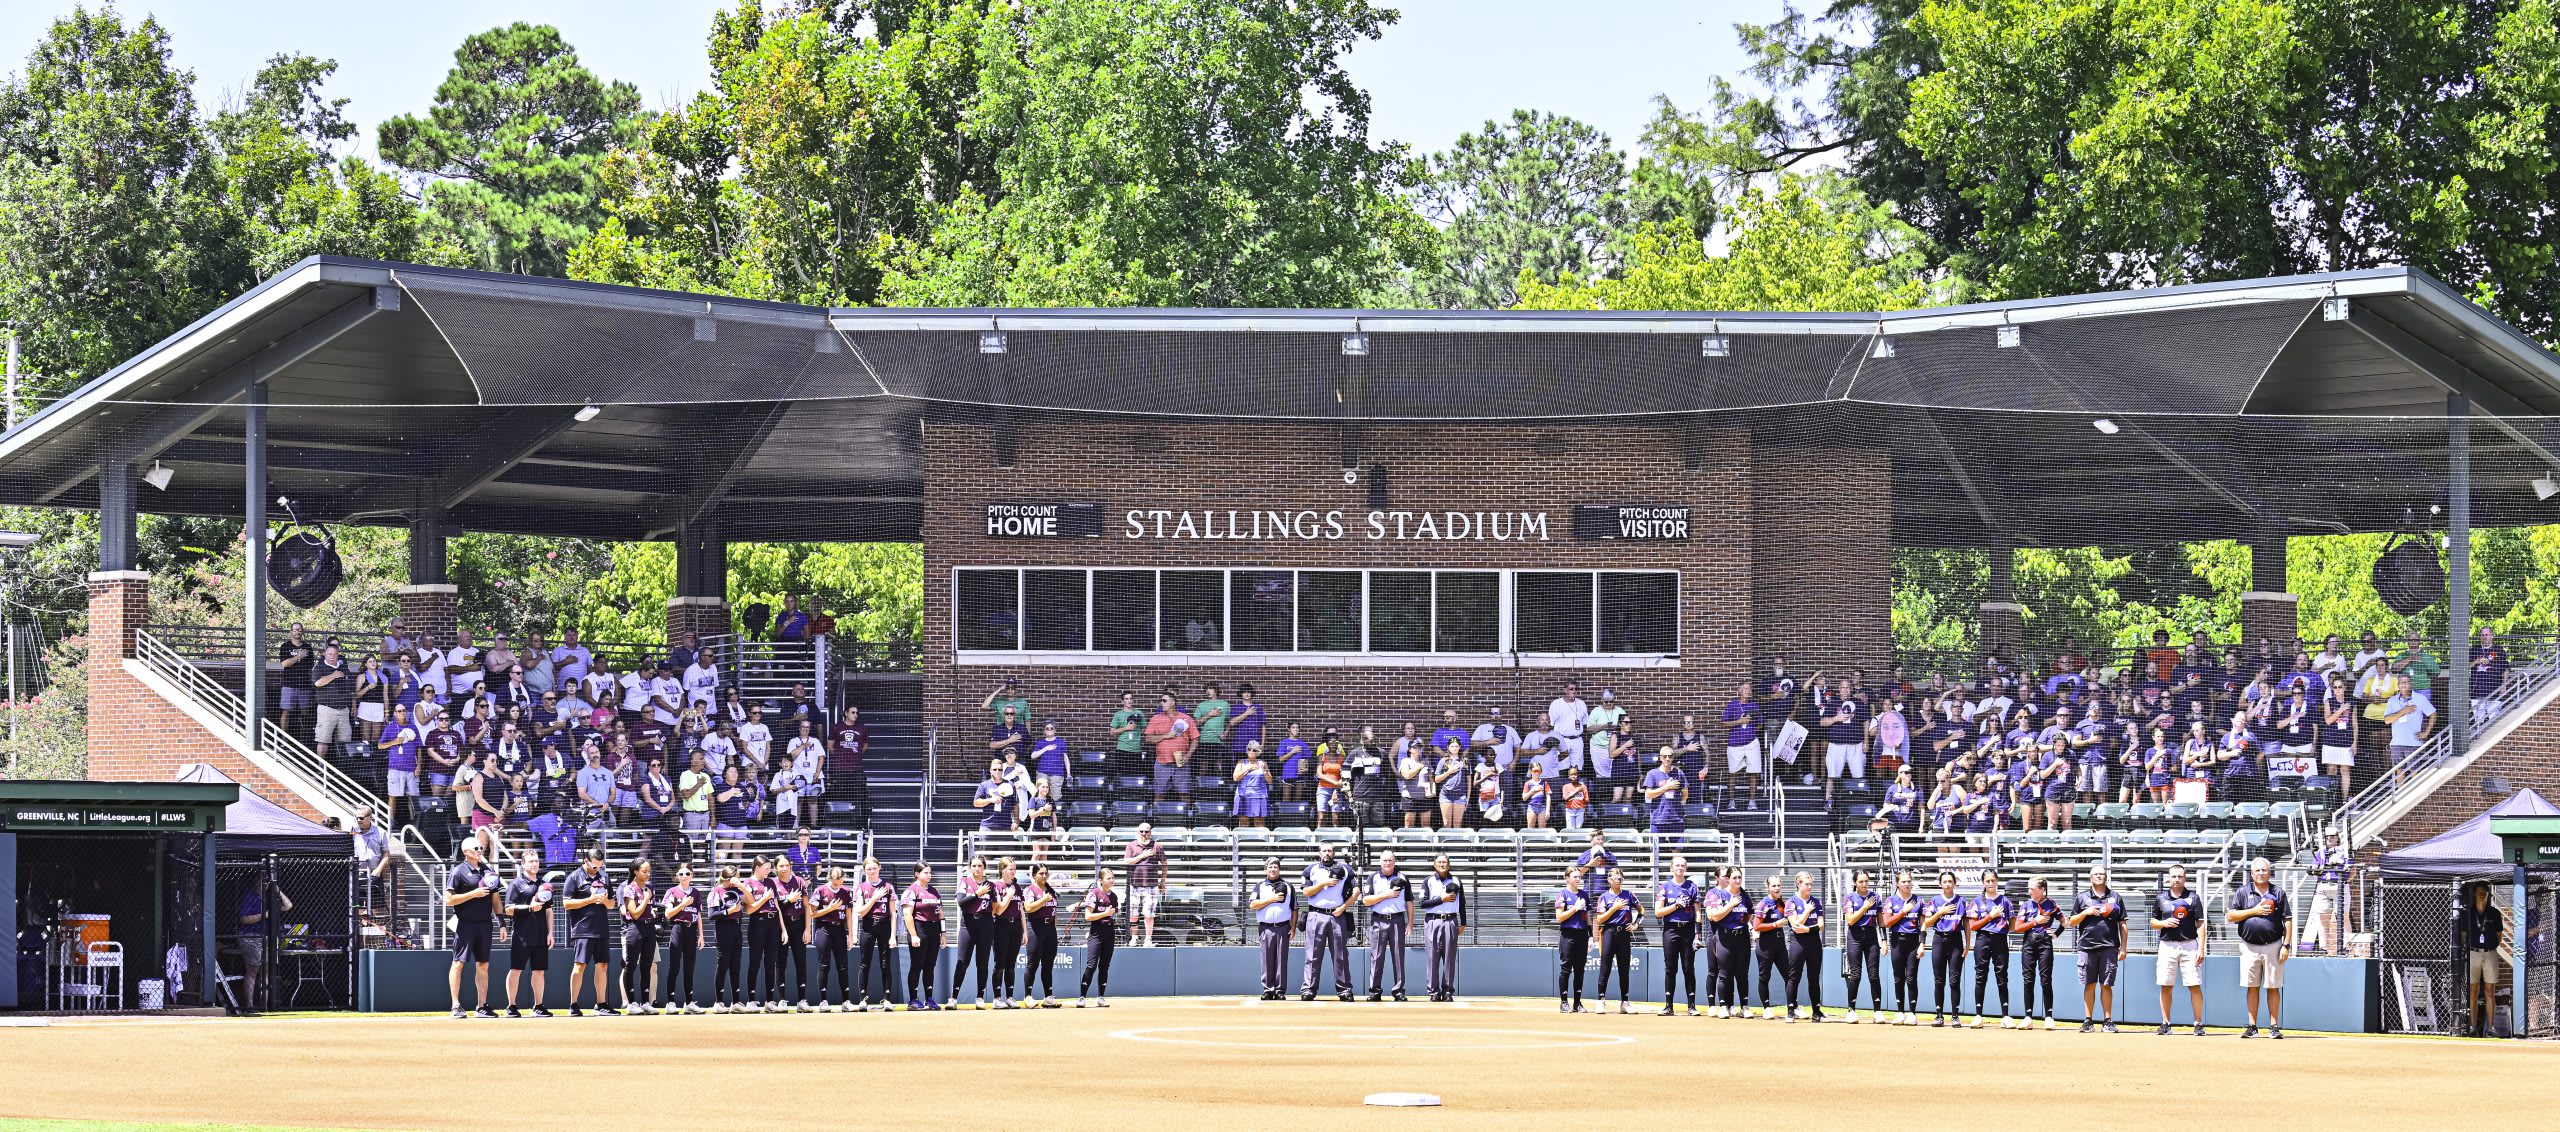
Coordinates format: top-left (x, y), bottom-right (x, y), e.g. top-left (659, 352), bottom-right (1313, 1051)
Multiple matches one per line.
top-left (2372, 539), bottom-right (2444, 617)
top-left (267, 524), bottom-right (343, 609)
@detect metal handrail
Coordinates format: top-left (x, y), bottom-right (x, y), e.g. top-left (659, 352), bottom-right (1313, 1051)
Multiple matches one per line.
top-left (393, 824), bottom-right (449, 950)
top-left (132, 629), bottom-right (386, 823)
top-left (140, 622), bottom-right (670, 675)
top-left (2331, 641), bottom-right (2560, 841)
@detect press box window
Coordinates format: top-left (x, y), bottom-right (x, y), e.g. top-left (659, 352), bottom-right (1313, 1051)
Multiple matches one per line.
top-left (1091, 570), bottom-right (1157, 651)
top-left (955, 569), bottom-right (1020, 651)
top-left (1434, 571), bottom-right (1499, 652)
top-left (1230, 569), bottom-right (1295, 651)
top-left (1514, 571), bottom-right (1595, 653)
top-left (1599, 571), bottom-right (1678, 654)
top-left (1021, 569), bottom-right (1089, 651)
top-left (1367, 571), bottom-right (1432, 651)
top-left (1297, 571), bottom-right (1364, 651)
top-left (1159, 570), bottom-right (1225, 651)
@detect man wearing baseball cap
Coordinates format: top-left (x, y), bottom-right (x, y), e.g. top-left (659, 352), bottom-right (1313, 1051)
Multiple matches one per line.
top-left (1249, 858), bottom-right (1294, 999)
top-left (446, 838), bottom-right (501, 1018)
top-left (1298, 844), bottom-right (1353, 1001)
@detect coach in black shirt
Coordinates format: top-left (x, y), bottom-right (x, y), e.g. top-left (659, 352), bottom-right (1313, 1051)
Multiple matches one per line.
top-left (2149, 864), bottom-right (2205, 1036)
top-left (2227, 856), bottom-right (2291, 1038)
top-left (503, 851), bottom-right (552, 1017)
top-left (2067, 866), bottom-right (2124, 1032)
top-left (446, 840), bottom-right (500, 1018)
top-left (2458, 883), bottom-right (2508, 1038)
top-left (563, 849), bottom-right (619, 1016)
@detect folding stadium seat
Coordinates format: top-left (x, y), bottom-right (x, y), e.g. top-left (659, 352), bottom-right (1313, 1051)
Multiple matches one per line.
top-left (1597, 802), bottom-right (1640, 827)
top-left (1603, 827), bottom-right (1646, 846)
top-left (1392, 827), bottom-right (1435, 847)
top-left (1070, 775), bottom-right (1111, 802)
top-left (2269, 800), bottom-right (2305, 824)
top-left (2070, 802), bottom-right (2096, 826)
top-left (1231, 827), bottom-right (1272, 845)
top-left (1479, 828), bottom-right (1521, 849)
top-left (1115, 775), bottom-right (1152, 796)
top-left (1151, 802), bottom-right (1193, 828)
top-left (1521, 828), bottom-right (1563, 846)
top-left (1685, 801), bottom-right (1720, 826)
top-left (1192, 798), bottom-right (1234, 826)
top-left (1440, 828), bottom-right (1481, 844)
top-left (2128, 802), bottom-right (2167, 826)
top-left (1076, 750), bottom-right (1110, 770)
top-left (1273, 800), bottom-right (1314, 827)
top-left (2238, 829), bottom-right (2273, 852)
top-left (1068, 800), bottom-right (1107, 826)
top-left (1109, 799), bottom-right (1149, 827)
top-left (2197, 800), bottom-right (2235, 829)
top-left (2092, 802), bottom-right (2132, 828)
top-left (2165, 801), bottom-right (2201, 824)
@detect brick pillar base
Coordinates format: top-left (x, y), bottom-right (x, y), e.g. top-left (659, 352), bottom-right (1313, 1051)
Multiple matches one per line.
top-left (1979, 601), bottom-right (2025, 665)
top-left (2240, 592), bottom-right (2300, 650)
top-left (397, 583), bottom-right (459, 643)
top-left (667, 598), bottom-right (732, 644)
top-left (85, 573), bottom-right (153, 778)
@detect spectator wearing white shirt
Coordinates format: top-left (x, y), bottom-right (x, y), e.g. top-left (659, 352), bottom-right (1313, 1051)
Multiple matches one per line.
top-left (648, 662), bottom-right (685, 729)
top-left (781, 720), bottom-right (827, 827)
top-left (1546, 682), bottom-right (1590, 775)
top-left (1471, 707), bottom-right (1521, 773)
top-left (444, 629), bottom-right (486, 699)
top-left (521, 631), bottom-right (556, 695)
top-left (683, 654), bottom-right (722, 711)
top-left (415, 634), bottom-right (450, 699)
top-left (618, 666), bottom-right (653, 730)
top-left (738, 706), bottom-right (774, 774)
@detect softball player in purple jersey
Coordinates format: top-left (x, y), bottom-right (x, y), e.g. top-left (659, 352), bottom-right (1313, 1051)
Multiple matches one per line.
top-left (903, 863), bottom-right (944, 1010)
top-left (708, 866), bottom-right (745, 1010)
top-left (1076, 867), bottom-right (1122, 1007)
top-left (852, 858), bottom-right (901, 1010)
top-left (617, 861), bottom-right (659, 1014)
top-left (658, 866), bottom-right (703, 1013)
top-left (1965, 869), bottom-right (2014, 1027)
top-left (1023, 864), bottom-right (1062, 1005)
top-left (1881, 870), bottom-right (1924, 1024)
top-left (741, 858), bottom-right (780, 1010)
top-left (1922, 870), bottom-right (1967, 1025)
top-left (809, 867), bottom-right (855, 1009)
top-left (990, 858), bottom-right (1027, 1008)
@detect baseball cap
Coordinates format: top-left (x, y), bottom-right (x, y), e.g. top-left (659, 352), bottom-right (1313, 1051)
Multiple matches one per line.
top-left (1600, 689), bottom-right (1616, 701)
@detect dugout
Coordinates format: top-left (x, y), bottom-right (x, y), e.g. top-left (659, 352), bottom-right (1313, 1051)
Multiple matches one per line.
top-left (2374, 789), bottom-right (2559, 1037)
top-left (1, 779), bottom-right (232, 1011)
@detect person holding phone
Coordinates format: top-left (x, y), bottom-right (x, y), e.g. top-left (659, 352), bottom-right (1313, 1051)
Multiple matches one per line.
top-left (904, 863), bottom-right (944, 1011)
top-left (1076, 866), bottom-right (1122, 1007)
top-left (853, 858), bottom-right (902, 1011)
top-left (658, 865), bottom-right (703, 1013)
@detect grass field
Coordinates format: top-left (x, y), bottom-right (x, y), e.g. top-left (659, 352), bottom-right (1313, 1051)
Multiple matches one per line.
top-left (3, 1000), bottom-right (2553, 1130)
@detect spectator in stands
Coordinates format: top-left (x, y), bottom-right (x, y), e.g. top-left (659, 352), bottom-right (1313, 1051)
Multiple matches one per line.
top-left (1587, 690), bottom-right (1629, 802)
top-left (521, 632), bottom-right (555, 695)
top-left (1431, 738), bottom-right (1468, 829)
top-left (1191, 683), bottom-right (1233, 780)
top-left (1472, 707), bottom-right (1520, 785)
top-left (646, 662), bottom-right (684, 742)
top-left (988, 701), bottom-right (1027, 764)
top-left (972, 760), bottom-right (1009, 832)
top-left (773, 594), bottom-right (810, 643)
top-left (679, 750), bottom-right (714, 832)
top-left (2227, 856), bottom-right (2291, 1038)
top-left (1144, 694), bottom-right (1195, 804)
top-left (1818, 678), bottom-right (1867, 803)
top-left (682, 648), bottom-right (720, 712)
top-left (483, 633), bottom-right (519, 691)
top-left (1231, 742), bottom-right (1272, 828)
top-left (1643, 747), bottom-right (1686, 839)
top-left (2382, 673), bottom-right (2436, 765)
top-left (2068, 866), bottom-right (2124, 1032)
top-left (1546, 681), bottom-right (1589, 777)
top-left (351, 654), bottom-right (388, 746)
top-left (575, 746), bottom-right (615, 824)
top-left (2471, 627), bottom-right (2511, 722)
top-left (738, 703), bottom-right (772, 775)
top-left (1873, 764), bottom-right (1919, 835)
top-left (1123, 823), bottom-right (1168, 947)
top-left (1717, 681), bottom-right (1761, 812)
top-left (2458, 881), bottom-right (2509, 1037)
top-left (1558, 766), bottom-right (1590, 830)
top-left (1670, 714), bottom-right (1706, 782)
top-left (549, 628), bottom-right (590, 686)
top-left (1349, 726), bottom-right (1393, 829)
top-left (1315, 735), bottom-right (1348, 828)
top-left (2308, 830), bottom-right (2350, 956)
top-left (1395, 731), bottom-right (1432, 828)
top-left (2151, 863), bottom-right (2207, 1036)
top-left (666, 631), bottom-right (698, 673)
top-left (1276, 722), bottom-right (1313, 807)
top-left (2320, 682), bottom-right (2359, 797)
top-left (1107, 691), bottom-right (1145, 781)
top-left (276, 623), bottom-right (316, 735)
top-left (1521, 760), bottom-right (1551, 829)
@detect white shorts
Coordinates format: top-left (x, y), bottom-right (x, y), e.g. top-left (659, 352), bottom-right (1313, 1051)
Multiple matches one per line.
top-left (356, 701), bottom-right (385, 724)
top-left (1554, 735), bottom-right (1586, 769)
top-left (2077, 764), bottom-right (2109, 794)
top-left (2320, 744), bottom-right (2355, 767)
top-left (2156, 938), bottom-right (2203, 986)
top-left (2239, 940), bottom-right (2286, 988)
top-left (1131, 888), bottom-right (1163, 918)
top-left (1825, 741), bottom-right (1866, 780)
top-left (1590, 746), bottom-right (1616, 780)
top-left (2467, 949), bottom-right (2502, 984)
top-left (387, 769), bottom-right (419, 797)
top-left (1726, 740), bottom-right (1762, 776)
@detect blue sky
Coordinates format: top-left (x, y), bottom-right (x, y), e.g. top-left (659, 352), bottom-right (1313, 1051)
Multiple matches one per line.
top-left (1, 0), bottom-right (1786, 160)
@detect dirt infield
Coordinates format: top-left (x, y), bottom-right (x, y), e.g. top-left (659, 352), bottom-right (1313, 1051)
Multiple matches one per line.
top-left (3, 1000), bottom-right (2552, 1130)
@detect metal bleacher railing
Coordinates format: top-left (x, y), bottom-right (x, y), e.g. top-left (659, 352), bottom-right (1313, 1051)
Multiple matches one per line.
top-left (132, 628), bottom-right (385, 823)
top-left (2332, 636), bottom-right (2560, 846)
top-left (960, 825), bottom-right (1742, 947)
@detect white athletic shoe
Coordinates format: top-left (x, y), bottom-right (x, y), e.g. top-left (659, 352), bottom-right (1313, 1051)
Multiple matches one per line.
top-left (1970, 1016), bottom-right (1985, 1029)
top-left (1096, 997), bottom-right (1109, 1008)
top-left (711, 1003), bottom-right (729, 1014)
top-left (1075, 997), bottom-right (1089, 1008)
top-left (2001, 1016), bottom-right (2016, 1029)
top-left (1847, 1011), bottom-right (1862, 1024)
top-left (2043, 1017), bottom-right (2057, 1030)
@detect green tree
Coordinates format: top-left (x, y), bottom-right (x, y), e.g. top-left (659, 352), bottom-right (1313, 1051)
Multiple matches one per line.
top-left (214, 54), bottom-right (460, 275)
top-left (1400, 110), bottom-right (1632, 309)
top-left (1515, 173), bottom-right (1937, 313)
top-left (379, 22), bottom-right (642, 276)
top-left (0, 6), bottom-right (243, 403)
top-left (879, 0), bottom-right (1427, 308)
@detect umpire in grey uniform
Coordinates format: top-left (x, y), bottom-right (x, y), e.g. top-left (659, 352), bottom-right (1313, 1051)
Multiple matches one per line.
top-left (1360, 851), bottom-right (1413, 1001)
top-left (1421, 854), bottom-right (1467, 1002)
top-left (1298, 844), bottom-right (1353, 1001)
top-left (1249, 858), bottom-right (1293, 999)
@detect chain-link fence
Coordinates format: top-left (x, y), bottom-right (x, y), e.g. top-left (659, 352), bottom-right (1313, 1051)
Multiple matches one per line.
top-left (213, 855), bottom-right (358, 1012)
top-left (2372, 872), bottom-right (2556, 1038)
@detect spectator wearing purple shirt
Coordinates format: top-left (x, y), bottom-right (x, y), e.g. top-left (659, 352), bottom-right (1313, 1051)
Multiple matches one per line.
top-left (1718, 682), bottom-right (1762, 812)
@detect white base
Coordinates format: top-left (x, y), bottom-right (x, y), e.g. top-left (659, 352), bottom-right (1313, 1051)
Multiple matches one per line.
top-left (1364, 1093), bottom-right (1442, 1108)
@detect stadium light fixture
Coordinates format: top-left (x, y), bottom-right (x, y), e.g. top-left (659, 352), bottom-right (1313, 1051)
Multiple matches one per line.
top-left (979, 331), bottom-right (1008, 354)
top-left (142, 460), bottom-right (174, 490)
top-left (1340, 332), bottom-right (1369, 357)
top-left (2533, 474), bottom-right (2559, 501)
top-left (573, 404), bottom-right (602, 422)
top-left (2092, 419), bottom-right (2120, 435)
top-left (0, 531), bottom-right (36, 550)
top-left (1996, 325), bottom-right (2021, 349)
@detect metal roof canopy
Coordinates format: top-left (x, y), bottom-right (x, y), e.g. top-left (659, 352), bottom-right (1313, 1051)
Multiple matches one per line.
top-left (0, 256), bottom-right (2553, 547)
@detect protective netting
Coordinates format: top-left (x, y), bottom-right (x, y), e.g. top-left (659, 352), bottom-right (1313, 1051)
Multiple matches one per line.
top-left (2373, 873), bottom-right (2556, 1037)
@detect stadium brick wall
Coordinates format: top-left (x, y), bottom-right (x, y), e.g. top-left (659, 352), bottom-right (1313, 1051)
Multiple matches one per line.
top-left (395, 585), bottom-right (458, 644)
top-left (84, 573), bottom-right (324, 820)
top-left (919, 419), bottom-right (1891, 763)
top-left (2239, 595), bottom-right (2301, 652)
top-left (1751, 445), bottom-right (1892, 677)
top-left (2373, 691), bottom-right (2560, 852)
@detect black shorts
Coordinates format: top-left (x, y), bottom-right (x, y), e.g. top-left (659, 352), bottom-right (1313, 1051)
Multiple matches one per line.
top-left (452, 918), bottom-right (493, 963)
top-left (509, 932), bottom-right (549, 969)
top-left (572, 937), bottom-right (610, 966)
top-left (2078, 946), bottom-right (2120, 987)
top-left (1402, 798), bottom-right (1432, 815)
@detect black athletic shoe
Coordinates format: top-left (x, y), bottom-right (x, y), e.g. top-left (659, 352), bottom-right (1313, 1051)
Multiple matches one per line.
top-left (1367, 994), bottom-right (1383, 1003)
top-left (569, 1008), bottom-right (584, 1017)
top-left (506, 1008), bottom-right (524, 1019)
top-left (2156, 1023), bottom-right (2171, 1035)
top-left (2102, 1021), bottom-right (2119, 1034)
top-left (472, 1008), bottom-right (497, 1020)
top-left (1299, 992), bottom-right (1316, 1001)
top-left (596, 1006), bottom-right (622, 1017)
top-left (2242, 1025), bottom-right (2259, 1039)
top-left (1660, 1004), bottom-right (1675, 1016)
top-left (2192, 1023), bottom-right (2205, 1036)
top-left (1337, 994), bottom-right (1354, 1003)
top-left (2270, 1027), bottom-right (2284, 1040)
top-left (2078, 1020), bottom-right (2094, 1033)
top-left (1393, 993), bottom-right (1408, 1003)
top-left (533, 1007), bottom-right (553, 1018)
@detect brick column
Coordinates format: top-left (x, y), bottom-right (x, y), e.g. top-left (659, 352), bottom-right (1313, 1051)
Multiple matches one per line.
top-left (2240, 592), bottom-right (2300, 649)
top-left (397, 583), bottom-right (459, 643)
top-left (85, 570), bottom-right (151, 780)
top-left (1979, 601), bottom-right (2025, 662)
top-left (667, 597), bottom-right (732, 644)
